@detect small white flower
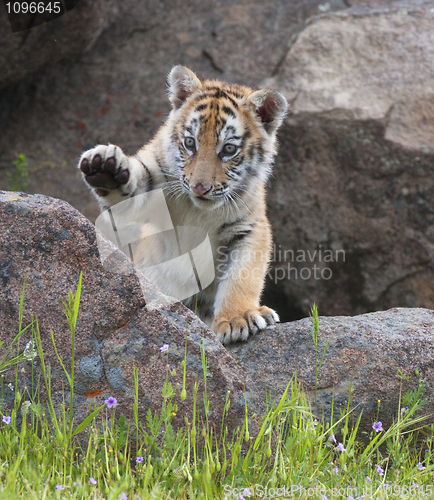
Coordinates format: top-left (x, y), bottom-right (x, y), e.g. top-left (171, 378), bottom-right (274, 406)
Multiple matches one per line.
top-left (22, 401), bottom-right (31, 415)
top-left (23, 340), bottom-right (37, 360)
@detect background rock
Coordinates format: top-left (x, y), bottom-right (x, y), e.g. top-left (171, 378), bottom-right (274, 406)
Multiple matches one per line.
top-left (264, 1), bottom-right (434, 321)
top-left (0, 0), bottom-right (118, 91)
top-left (0, 191), bottom-right (262, 435)
top-left (227, 307), bottom-right (434, 434)
top-left (1, 0), bottom-right (434, 323)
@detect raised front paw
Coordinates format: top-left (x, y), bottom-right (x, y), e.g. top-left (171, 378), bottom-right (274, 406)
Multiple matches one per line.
top-left (79, 144), bottom-right (131, 198)
top-left (213, 306), bottom-right (279, 345)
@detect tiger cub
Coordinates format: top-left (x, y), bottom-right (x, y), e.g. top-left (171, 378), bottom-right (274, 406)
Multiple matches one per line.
top-left (78, 66), bottom-right (287, 345)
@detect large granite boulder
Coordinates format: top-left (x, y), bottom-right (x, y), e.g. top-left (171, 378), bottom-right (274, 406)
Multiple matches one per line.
top-left (263, 2), bottom-right (434, 321)
top-left (0, 191), bottom-right (262, 434)
top-left (228, 307), bottom-right (434, 434)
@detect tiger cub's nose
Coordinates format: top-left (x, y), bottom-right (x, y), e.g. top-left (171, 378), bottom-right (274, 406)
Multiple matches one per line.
top-left (191, 183), bottom-right (212, 196)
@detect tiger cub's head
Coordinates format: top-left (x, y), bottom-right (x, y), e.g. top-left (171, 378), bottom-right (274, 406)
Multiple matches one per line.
top-left (163, 66), bottom-right (287, 210)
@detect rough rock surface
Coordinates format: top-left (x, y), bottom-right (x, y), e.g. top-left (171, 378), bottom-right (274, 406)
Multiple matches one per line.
top-left (227, 307), bottom-right (434, 433)
top-left (0, 191), bottom-right (262, 434)
top-left (0, 0), bottom-right (119, 91)
top-left (263, 2), bottom-right (434, 321)
top-left (269, 2), bottom-right (434, 149)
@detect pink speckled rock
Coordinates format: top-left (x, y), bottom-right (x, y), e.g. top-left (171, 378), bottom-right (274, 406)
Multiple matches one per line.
top-left (227, 307), bottom-right (434, 434)
top-left (0, 190), bottom-right (262, 435)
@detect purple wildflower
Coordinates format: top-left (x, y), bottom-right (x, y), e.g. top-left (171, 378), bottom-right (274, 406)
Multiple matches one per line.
top-left (160, 344), bottom-right (169, 352)
top-left (243, 489), bottom-right (252, 498)
top-left (120, 494), bottom-right (127, 500)
top-left (413, 482), bottom-right (419, 488)
top-left (366, 476), bottom-right (371, 482)
top-left (105, 397), bottom-right (117, 409)
top-left (337, 442), bottom-right (346, 452)
top-left (321, 496), bottom-right (329, 500)
top-left (372, 421), bottom-right (383, 432)
top-left (334, 466), bottom-right (339, 475)
top-left (330, 434), bottom-right (337, 443)
top-left (56, 485), bottom-right (65, 490)
top-left (418, 462), bottom-right (426, 471)
top-left (239, 494), bottom-right (245, 500)
top-left (2, 416), bottom-right (11, 425)
top-left (375, 464), bottom-right (384, 476)
top-left (90, 478), bottom-right (97, 485)
top-left (136, 456), bottom-right (144, 463)
top-left (348, 496), bottom-right (355, 500)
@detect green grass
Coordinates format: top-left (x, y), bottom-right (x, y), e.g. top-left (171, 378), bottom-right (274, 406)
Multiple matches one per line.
top-left (0, 279), bottom-right (433, 499)
top-left (7, 154), bottom-right (29, 192)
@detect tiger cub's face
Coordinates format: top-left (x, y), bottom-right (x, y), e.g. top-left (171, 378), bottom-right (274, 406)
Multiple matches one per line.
top-left (164, 66), bottom-right (287, 210)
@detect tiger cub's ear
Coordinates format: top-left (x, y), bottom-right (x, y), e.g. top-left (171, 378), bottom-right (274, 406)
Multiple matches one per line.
top-left (167, 66), bottom-right (202, 109)
top-left (248, 89), bottom-right (288, 134)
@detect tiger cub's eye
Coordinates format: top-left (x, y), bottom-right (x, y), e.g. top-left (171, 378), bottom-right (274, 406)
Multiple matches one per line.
top-left (223, 144), bottom-right (237, 156)
top-left (184, 137), bottom-right (196, 151)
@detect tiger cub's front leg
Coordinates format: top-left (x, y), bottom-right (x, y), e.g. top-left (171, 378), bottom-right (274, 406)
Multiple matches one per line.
top-left (213, 221), bottom-right (279, 345)
top-left (78, 144), bottom-right (147, 208)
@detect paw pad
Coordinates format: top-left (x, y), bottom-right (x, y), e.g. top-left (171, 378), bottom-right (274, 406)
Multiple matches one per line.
top-left (80, 154), bottom-right (129, 191)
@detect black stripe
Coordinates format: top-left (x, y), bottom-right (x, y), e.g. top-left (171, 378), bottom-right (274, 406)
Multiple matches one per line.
top-left (222, 106), bottom-right (236, 118)
top-left (245, 165), bottom-right (258, 177)
top-left (218, 118), bottom-right (227, 133)
top-left (218, 217), bottom-right (246, 234)
top-left (193, 94), bottom-right (209, 103)
top-left (224, 94), bottom-right (239, 109)
top-left (232, 154), bottom-right (245, 167)
top-left (226, 126), bottom-right (236, 135)
top-left (242, 130), bottom-right (252, 141)
top-left (155, 157), bottom-right (169, 182)
top-left (207, 88), bottom-right (239, 109)
top-left (226, 230), bottom-right (253, 251)
top-left (195, 103), bottom-right (207, 112)
top-left (135, 156), bottom-right (154, 192)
